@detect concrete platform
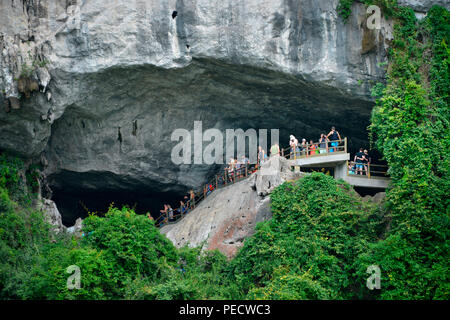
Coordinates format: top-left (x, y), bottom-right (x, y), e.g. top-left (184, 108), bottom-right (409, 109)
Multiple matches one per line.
top-left (287, 153), bottom-right (390, 190)
top-left (288, 152), bottom-right (350, 167)
top-left (342, 175), bottom-right (390, 189)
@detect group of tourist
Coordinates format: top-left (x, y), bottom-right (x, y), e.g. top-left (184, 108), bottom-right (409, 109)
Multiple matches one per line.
top-left (254, 126), bottom-right (343, 167)
top-left (349, 148), bottom-right (371, 175)
top-left (156, 155), bottom-right (256, 226)
top-left (283, 126), bottom-right (373, 175)
top-left (286, 126), bottom-right (342, 158)
top-left (156, 189), bottom-right (198, 226)
top-left (153, 126), bottom-right (374, 227)
top-left (225, 156), bottom-right (251, 182)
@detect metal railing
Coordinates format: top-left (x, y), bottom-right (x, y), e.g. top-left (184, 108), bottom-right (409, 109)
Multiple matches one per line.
top-left (155, 164), bottom-right (259, 228)
top-left (153, 137), bottom-right (389, 227)
top-left (346, 161), bottom-right (389, 179)
top-left (155, 138), bottom-right (348, 227)
top-left (281, 138), bottom-right (347, 161)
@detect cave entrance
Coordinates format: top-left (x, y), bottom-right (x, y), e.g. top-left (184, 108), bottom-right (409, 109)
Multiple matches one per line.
top-left (43, 59), bottom-right (383, 226)
top-left (51, 186), bottom-right (185, 227)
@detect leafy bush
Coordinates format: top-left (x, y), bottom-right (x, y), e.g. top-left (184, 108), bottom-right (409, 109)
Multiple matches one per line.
top-left (0, 158), bottom-right (52, 299)
top-left (228, 173), bottom-right (385, 299)
top-left (82, 206), bottom-right (178, 286)
top-left (365, 5), bottom-right (450, 299)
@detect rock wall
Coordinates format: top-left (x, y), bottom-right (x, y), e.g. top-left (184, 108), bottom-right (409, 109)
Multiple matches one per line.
top-left (0, 0), bottom-right (434, 205)
top-left (398, 0), bottom-right (450, 13)
top-left (38, 198), bottom-right (66, 234)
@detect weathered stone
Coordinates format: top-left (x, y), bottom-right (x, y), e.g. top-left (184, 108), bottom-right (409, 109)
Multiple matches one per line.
top-left (161, 156), bottom-right (302, 258)
top-left (36, 67), bottom-right (51, 92)
top-left (39, 198), bottom-right (66, 234)
top-left (1, 0), bottom-right (394, 159)
top-left (362, 191), bottom-right (386, 203)
top-left (17, 76), bottom-right (40, 98)
top-left (361, 19), bottom-right (378, 55)
top-left (67, 217), bottom-right (83, 235)
top-left (0, 0), bottom-right (444, 213)
top-left (9, 97), bottom-right (20, 109)
top-left (255, 155), bottom-right (302, 196)
top-left (398, 0), bottom-right (450, 13)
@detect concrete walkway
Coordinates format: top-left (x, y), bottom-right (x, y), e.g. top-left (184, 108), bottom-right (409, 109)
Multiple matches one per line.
top-left (288, 152), bottom-right (390, 189)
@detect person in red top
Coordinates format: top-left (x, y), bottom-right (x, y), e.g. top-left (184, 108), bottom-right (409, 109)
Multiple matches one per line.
top-left (309, 140), bottom-right (316, 155)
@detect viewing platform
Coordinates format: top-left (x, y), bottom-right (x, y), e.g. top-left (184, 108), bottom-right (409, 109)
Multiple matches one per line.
top-left (156, 138), bottom-right (390, 228)
top-left (283, 138), bottom-right (390, 190)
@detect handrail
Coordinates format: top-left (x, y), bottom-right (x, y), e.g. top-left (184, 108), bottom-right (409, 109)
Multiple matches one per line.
top-left (346, 160), bottom-right (388, 179)
top-left (282, 138), bottom-right (347, 161)
top-left (156, 138), bottom-right (348, 227)
top-left (155, 163), bottom-right (258, 228)
top-left (154, 137), bottom-right (389, 228)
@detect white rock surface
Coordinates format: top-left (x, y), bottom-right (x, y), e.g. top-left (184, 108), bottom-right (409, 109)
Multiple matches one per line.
top-left (39, 198), bottom-right (66, 234)
top-left (161, 156), bottom-right (302, 257)
top-left (0, 0), bottom-right (444, 199)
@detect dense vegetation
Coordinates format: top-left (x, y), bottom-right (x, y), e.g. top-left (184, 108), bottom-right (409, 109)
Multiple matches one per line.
top-left (0, 156), bottom-right (386, 299)
top-left (368, 5), bottom-right (449, 299)
top-left (339, 0), bottom-right (449, 298)
top-left (0, 3), bottom-right (448, 300)
top-left (228, 173), bottom-right (386, 299)
top-left (0, 155), bottom-right (233, 299)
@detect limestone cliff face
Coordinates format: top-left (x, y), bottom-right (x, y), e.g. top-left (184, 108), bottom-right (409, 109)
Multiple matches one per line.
top-left (0, 0), bottom-right (412, 197)
top-left (398, 0), bottom-right (450, 13)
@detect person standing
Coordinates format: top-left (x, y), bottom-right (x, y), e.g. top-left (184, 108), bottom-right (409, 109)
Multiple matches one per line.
top-left (289, 135), bottom-right (296, 158)
top-left (300, 138), bottom-right (307, 156)
top-left (228, 158), bottom-right (235, 182)
top-left (309, 140), bottom-right (317, 155)
top-left (319, 134), bottom-right (328, 154)
top-left (354, 148), bottom-right (365, 175)
top-left (160, 204), bottom-right (168, 225)
top-left (270, 143), bottom-right (280, 157)
top-left (258, 146), bottom-right (265, 168)
top-left (167, 205), bottom-right (174, 221)
top-left (235, 158), bottom-right (241, 178)
top-left (189, 190), bottom-right (196, 210)
top-left (327, 126), bottom-right (341, 152)
top-left (180, 201), bottom-right (186, 215)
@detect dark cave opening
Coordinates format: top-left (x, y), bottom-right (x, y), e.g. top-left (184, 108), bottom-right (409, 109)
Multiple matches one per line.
top-left (52, 187), bottom-right (185, 227)
top-left (42, 59), bottom-right (387, 226)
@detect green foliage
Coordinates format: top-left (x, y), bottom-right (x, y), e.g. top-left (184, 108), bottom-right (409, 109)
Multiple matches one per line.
top-left (338, 0), bottom-right (400, 22)
top-left (0, 154), bottom-right (40, 207)
top-left (81, 206), bottom-right (179, 295)
top-left (0, 157), bottom-right (52, 299)
top-left (247, 267), bottom-right (330, 300)
top-left (21, 243), bottom-right (117, 300)
top-left (366, 5), bottom-right (450, 299)
top-left (0, 155), bottom-right (22, 197)
top-left (337, 0), bottom-right (355, 22)
top-left (0, 161), bottom-right (233, 300)
top-left (228, 173), bottom-right (386, 299)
